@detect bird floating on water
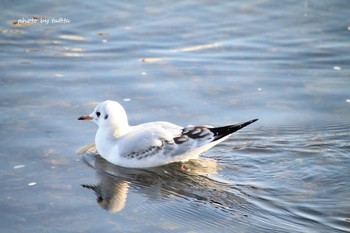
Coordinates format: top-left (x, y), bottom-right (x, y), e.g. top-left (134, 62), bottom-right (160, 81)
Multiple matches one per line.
top-left (78, 100), bottom-right (258, 168)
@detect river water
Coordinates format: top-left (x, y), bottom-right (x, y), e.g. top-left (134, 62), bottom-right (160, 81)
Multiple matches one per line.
top-left (1, 1), bottom-right (349, 232)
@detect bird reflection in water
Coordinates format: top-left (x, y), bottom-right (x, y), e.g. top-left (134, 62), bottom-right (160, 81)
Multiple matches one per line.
top-left (79, 144), bottom-right (245, 213)
top-left (82, 180), bottom-right (129, 213)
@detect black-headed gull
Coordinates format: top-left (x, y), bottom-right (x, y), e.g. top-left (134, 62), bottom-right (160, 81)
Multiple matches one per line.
top-left (78, 100), bottom-right (258, 168)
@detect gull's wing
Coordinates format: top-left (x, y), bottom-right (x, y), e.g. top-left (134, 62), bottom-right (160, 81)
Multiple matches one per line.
top-left (117, 119), bottom-right (258, 164)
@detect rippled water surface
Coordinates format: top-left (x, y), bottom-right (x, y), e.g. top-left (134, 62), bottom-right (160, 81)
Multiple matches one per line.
top-left (1, 1), bottom-right (350, 232)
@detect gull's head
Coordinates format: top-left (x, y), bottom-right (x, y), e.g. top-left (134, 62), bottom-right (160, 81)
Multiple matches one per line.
top-left (78, 100), bottom-right (129, 134)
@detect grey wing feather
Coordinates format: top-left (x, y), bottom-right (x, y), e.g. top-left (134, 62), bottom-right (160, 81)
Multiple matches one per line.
top-left (122, 145), bottom-right (162, 160)
top-left (174, 126), bottom-right (214, 144)
top-left (122, 126), bottom-right (214, 160)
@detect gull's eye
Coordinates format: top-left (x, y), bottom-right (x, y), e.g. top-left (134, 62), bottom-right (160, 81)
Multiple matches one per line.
top-left (96, 111), bottom-right (101, 117)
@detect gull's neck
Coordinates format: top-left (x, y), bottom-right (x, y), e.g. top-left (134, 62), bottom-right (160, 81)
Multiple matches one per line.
top-left (95, 115), bottom-right (130, 159)
top-left (97, 118), bottom-right (130, 141)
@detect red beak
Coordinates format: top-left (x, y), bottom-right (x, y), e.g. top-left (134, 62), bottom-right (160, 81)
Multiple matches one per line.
top-left (78, 115), bottom-right (93, 120)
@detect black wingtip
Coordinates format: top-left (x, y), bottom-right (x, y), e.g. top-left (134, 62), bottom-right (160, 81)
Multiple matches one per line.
top-left (234, 118), bottom-right (258, 130)
top-left (245, 118), bottom-right (258, 126)
top-left (209, 118), bottom-right (258, 141)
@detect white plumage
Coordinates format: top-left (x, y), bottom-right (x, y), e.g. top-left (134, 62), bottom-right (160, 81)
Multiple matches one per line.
top-left (78, 100), bottom-right (258, 168)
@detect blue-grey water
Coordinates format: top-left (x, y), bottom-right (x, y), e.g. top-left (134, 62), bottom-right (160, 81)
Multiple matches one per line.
top-left (1, 1), bottom-right (350, 232)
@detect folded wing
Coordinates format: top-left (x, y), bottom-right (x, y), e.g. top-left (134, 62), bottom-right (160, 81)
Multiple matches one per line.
top-left (119, 119), bottom-right (258, 162)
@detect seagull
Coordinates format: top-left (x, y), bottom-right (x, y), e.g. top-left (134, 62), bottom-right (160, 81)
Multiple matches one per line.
top-left (78, 100), bottom-right (258, 168)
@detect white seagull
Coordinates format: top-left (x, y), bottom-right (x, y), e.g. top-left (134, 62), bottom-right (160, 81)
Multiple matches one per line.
top-left (78, 100), bottom-right (258, 168)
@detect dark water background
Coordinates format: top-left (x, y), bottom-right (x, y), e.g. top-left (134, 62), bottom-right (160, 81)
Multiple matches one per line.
top-left (1, 1), bottom-right (349, 232)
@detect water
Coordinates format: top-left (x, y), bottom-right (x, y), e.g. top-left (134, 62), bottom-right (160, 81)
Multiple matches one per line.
top-left (1, 0), bottom-right (350, 232)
